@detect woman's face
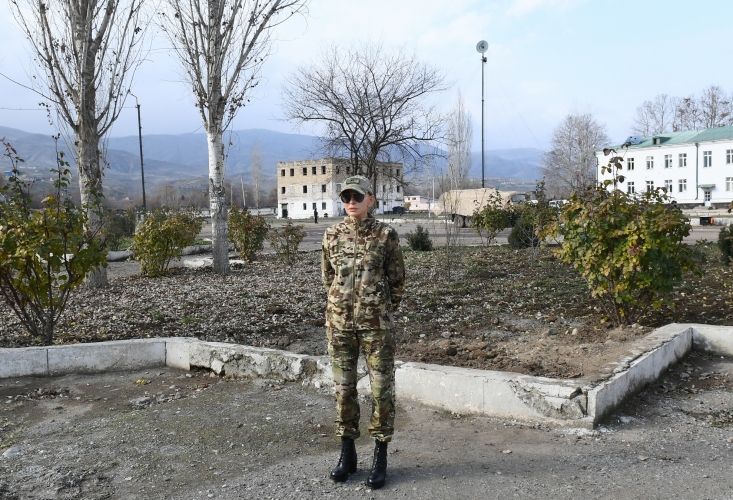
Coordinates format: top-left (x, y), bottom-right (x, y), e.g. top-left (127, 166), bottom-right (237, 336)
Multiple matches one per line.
top-left (341, 190), bottom-right (375, 219)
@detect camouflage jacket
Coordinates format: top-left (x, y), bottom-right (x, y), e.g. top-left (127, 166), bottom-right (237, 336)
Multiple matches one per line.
top-left (322, 216), bottom-right (405, 331)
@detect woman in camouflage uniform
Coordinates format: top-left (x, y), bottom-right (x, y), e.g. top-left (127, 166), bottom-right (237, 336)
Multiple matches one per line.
top-left (321, 175), bottom-right (405, 489)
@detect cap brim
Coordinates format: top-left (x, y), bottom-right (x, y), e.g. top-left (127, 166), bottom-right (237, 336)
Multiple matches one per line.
top-left (339, 186), bottom-right (369, 196)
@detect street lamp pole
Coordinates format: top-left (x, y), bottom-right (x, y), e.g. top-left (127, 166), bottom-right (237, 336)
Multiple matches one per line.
top-left (476, 40), bottom-right (488, 189)
top-left (129, 92), bottom-right (147, 213)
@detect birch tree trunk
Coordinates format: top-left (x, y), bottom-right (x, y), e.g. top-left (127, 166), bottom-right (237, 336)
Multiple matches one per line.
top-left (207, 128), bottom-right (230, 274)
top-left (10, 0), bottom-right (147, 288)
top-left (77, 129), bottom-right (108, 287)
top-left (162, 0), bottom-right (306, 275)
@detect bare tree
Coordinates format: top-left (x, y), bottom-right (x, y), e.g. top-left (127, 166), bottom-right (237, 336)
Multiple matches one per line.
top-left (631, 94), bottom-right (675, 136)
top-left (698, 85), bottom-right (733, 129)
top-left (160, 0), bottom-right (306, 274)
top-left (673, 95), bottom-right (703, 131)
top-left (446, 90), bottom-right (473, 191)
top-left (281, 42), bottom-right (450, 192)
top-left (10, 0), bottom-right (147, 287)
top-left (250, 139), bottom-right (263, 209)
top-left (541, 112), bottom-right (609, 197)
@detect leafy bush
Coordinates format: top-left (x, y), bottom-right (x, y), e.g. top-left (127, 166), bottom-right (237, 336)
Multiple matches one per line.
top-left (471, 190), bottom-right (509, 246)
top-left (0, 139), bottom-right (106, 345)
top-left (718, 225), bottom-right (733, 265)
top-left (269, 218), bottom-right (306, 264)
top-left (546, 151), bottom-right (700, 326)
top-left (229, 206), bottom-right (270, 261)
top-left (508, 217), bottom-right (539, 249)
top-left (406, 224), bottom-right (433, 251)
top-left (105, 208), bottom-right (137, 251)
top-left (132, 209), bottom-right (203, 277)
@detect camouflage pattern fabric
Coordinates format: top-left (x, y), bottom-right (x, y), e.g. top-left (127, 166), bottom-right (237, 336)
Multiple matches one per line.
top-left (327, 327), bottom-right (396, 442)
top-left (321, 216), bottom-right (405, 331)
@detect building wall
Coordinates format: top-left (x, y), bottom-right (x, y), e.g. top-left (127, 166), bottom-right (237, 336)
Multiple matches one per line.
top-left (597, 139), bottom-right (733, 207)
top-left (276, 158), bottom-right (405, 219)
top-left (404, 195), bottom-right (435, 211)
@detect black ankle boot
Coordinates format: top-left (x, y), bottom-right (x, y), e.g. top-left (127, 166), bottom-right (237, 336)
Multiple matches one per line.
top-left (366, 439), bottom-right (388, 489)
top-left (330, 437), bottom-right (357, 482)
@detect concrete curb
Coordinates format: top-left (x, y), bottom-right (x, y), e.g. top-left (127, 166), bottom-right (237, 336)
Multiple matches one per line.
top-left (3, 323), bottom-right (733, 427)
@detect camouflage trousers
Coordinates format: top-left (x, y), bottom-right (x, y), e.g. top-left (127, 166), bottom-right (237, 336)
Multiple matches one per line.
top-left (326, 327), bottom-right (396, 443)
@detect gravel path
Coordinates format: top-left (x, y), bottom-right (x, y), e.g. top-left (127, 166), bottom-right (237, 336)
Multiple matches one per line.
top-left (1, 350), bottom-right (733, 499)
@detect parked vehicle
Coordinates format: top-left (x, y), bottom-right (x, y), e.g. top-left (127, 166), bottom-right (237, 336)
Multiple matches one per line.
top-left (431, 188), bottom-right (529, 228)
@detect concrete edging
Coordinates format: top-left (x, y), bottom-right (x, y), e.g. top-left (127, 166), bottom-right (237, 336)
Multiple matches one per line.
top-left (2, 323), bottom-right (733, 427)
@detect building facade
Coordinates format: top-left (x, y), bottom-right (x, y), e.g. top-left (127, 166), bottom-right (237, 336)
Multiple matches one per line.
top-left (403, 195), bottom-right (435, 212)
top-left (276, 158), bottom-right (404, 219)
top-left (596, 126), bottom-right (733, 207)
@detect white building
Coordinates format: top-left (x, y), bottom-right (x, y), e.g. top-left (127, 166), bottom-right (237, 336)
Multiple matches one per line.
top-left (596, 125), bottom-right (733, 207)
top-left (276, 158), bottom-right (404, 219)
top-left (404, 195), bottom-right (435, 211)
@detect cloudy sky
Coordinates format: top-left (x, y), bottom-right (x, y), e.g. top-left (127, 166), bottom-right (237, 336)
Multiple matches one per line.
top-left (1, 0), bottom-right (732, 151)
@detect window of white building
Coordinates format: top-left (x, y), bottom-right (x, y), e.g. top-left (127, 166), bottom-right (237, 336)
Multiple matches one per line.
top-left (302, 167), bottom-right (308, 175)
top-left (703, 151), bottom-right (712, 167)
top-left (321, 165), bottom-right (326, 174)
top-left (290, 168), bottom-right (294, 176)
top-left (727, 177), bottom-right (733, 191)
top-left (679, 179), bottom-right (687, 192)
top-left (281, 186), bottom-right (285, 194)
top-left (312, 166), bottom-right (317, 175)
top-left (322, 202), bottom-right (326, 210)
top-left (336, 183), bottom-right (342, 193)
top-left (312, 202), bottom-right (317, 209)
top-left (704, 190), bottom-right (712, 202)
top-left (321, 184), bottom-right (326, 193)
top-left (679, 153), bottom-right (687, 167)
top-left (646, 180), bottom-right (654, 192)
top-left (664, 155), bottom-right (673, 168)
top-left (302, 185), bottom-right (307, 193)
top-left (727, 150), bottom-right (733, 164)
top-left (646, 157), bottom-right (654, 169)
top-left (627, 158), bottom-right (635, 171)
top-left (281, 169), bottom-right (285, 176)
top-left (627, 181), bottom-right (635, 194)
top-left (303, 203), bottom-right (307, 210)
top-left (664, 179), bottom-right (673, 192)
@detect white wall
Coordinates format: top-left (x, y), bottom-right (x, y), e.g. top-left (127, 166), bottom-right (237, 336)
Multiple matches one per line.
top-left (597, 140), bottom-right (733, 205)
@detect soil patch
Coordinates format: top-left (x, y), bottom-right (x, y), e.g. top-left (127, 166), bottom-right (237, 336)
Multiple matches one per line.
top-left (1, 244), bottom-right (731, 380)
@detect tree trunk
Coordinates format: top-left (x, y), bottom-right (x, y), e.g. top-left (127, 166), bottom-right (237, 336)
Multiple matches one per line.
top-left (207, 128), bottom-right (230, 275)
top-left (77, 129), bottom-right (108, 288)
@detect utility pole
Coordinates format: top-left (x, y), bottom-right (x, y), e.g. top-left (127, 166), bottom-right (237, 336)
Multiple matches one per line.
top-left (130, 92), bottom-right (147, 212)
top-left (476, 40), bottom-right (488, 189)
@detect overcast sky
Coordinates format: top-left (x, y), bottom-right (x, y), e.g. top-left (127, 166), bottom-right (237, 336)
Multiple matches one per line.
top-left (1, 0), bottom-right (732, 151)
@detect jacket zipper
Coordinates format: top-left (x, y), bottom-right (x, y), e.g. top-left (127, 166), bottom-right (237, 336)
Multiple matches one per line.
top-left (351, 220), bottom-right (358, 331)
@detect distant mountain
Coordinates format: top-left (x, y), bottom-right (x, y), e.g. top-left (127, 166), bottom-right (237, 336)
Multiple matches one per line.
top-left (0, 125), bottom-right (545, 199)
top-left (469, 148), bottom-right (544, 181)
top-left (106, 128), bottom-right (321, 178)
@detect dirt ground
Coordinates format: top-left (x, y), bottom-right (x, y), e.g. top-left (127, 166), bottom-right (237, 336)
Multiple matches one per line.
top-left (4, 236), bottom-right (733, 381)
top-left (3, 350), bottom-right (733, 499)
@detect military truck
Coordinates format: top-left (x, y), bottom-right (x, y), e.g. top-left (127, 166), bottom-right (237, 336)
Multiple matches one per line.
top-left (431, 188), bottom-right (529, 228)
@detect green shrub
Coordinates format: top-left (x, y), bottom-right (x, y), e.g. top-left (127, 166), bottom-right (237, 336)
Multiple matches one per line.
top-left (508, 217), bottom-right (539, 249)
top-left (105, 208), bottom-right (137, 251)
top-left (406, 224), bottom-right (433, 251)
top-left (0, 139), bottom-right (106, 345)
top-left (132, 209), bottom-right (203, 277)
top-left (471, 190), bottom-right (509, 246)
top-left (229, 206), bottom-right (270, 261)
top-left (269, 219), bottom-right (306, 265)
top-left (546, 150), bottom-right (700, 326)
top-left (718, 225), bottom-right (733, 265)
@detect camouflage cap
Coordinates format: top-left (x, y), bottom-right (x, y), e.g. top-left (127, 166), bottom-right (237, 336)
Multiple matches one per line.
top-left (340, 175), bottom-right (373, 196)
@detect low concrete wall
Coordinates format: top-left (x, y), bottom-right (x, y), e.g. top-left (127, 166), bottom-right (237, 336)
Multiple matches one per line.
top-left (3, 324), bottom-right (733, 428)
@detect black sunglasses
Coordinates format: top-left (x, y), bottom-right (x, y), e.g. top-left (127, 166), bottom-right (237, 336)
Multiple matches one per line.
top-left (340, 191), bottom-right (366, 204)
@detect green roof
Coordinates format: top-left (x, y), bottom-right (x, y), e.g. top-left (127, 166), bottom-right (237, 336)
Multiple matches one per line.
top-left (607, 125), bottom-right (733, 150)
